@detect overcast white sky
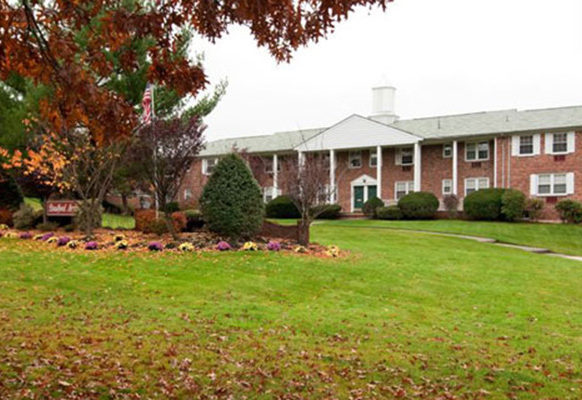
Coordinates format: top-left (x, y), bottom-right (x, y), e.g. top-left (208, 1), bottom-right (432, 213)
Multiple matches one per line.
top-left (194, 0), bottom-right (582, 141)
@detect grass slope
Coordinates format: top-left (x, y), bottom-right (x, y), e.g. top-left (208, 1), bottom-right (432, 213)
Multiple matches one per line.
top-left (274, 218), bottom-right (582, 257)
top-left (0, 225), bottom-right (580, 398)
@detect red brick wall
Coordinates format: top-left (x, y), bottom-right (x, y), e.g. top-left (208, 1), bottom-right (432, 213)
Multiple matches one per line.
top-left (420, 144), bottom-right (452, 197)
top-left (457, 140), bottom-right (494, 199)
top-left (496, 131), bottom-right (582, 219)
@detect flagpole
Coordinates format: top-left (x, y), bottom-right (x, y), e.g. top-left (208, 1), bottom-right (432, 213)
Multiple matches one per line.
top-left (151, 84), bottom-right (159, 219)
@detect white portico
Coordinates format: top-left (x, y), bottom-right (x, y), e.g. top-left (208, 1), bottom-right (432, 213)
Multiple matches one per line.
top-left (295, 114), bottom-right (421, 211)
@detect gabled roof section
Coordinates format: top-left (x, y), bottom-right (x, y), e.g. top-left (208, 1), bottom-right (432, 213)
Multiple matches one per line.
top-left (295, 114), bottom-right (420, 152)
top-left (392, 105), bottom-right (582, 139)
top-left (199, 127), bottom-right (324, 157)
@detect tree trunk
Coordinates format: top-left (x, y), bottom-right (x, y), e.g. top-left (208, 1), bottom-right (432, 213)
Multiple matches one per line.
top-left (297, 219), bottom-right (310, 246)
top-left (121, 193), bottom-right (129, 215)
top-left (164, 211), bottom-right (180, 241)
top-left (41, 195), bottom-right (48, 224)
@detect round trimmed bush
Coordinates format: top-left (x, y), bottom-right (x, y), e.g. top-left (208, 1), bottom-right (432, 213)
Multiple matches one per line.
top-left (501, 189), bottom-right (526, 221)
top-left (376, 205), bottom-right (402, 220)
top-left (397, 192), bottom-right (439, 220)
top-left (362, 197), bottom-right (384, 218)
top-left (265, 195), bottom-right (300, 219)
top-left (555, 199), bottom-right (582, 223)
top-left (313, 204), bottom-right (342, 219)
top-left (463, 188), bottom-right (505, 220)
top-left (200, 153), bottom-right (264, 239)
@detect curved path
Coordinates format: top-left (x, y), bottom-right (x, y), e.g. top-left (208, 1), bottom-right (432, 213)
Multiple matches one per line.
top-left (317, 222), bottom-right (582, 262)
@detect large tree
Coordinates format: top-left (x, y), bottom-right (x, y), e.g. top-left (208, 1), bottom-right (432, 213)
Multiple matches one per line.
top-left (0, 0), bottom-right (390, 144)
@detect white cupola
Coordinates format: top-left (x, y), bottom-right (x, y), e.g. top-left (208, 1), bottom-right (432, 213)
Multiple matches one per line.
top-left (369, 79), bottom-right (397, 125)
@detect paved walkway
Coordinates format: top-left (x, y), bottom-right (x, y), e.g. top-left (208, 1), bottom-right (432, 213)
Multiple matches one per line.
top-left (321, 222), bottom-right (582, 262)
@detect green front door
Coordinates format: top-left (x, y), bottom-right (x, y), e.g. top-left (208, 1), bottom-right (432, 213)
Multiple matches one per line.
top-left (354, 186), bottom-right (364, 209)
top-left (368, 185), bottom-right (377, 200)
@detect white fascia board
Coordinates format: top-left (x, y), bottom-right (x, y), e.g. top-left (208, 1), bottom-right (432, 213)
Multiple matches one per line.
top-left (294, 114), bottom-right (420, 152)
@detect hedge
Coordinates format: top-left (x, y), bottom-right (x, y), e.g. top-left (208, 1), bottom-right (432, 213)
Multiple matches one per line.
top-left (266, 195), bottom-right (300, 219)
top-left (397, 192), bottom-right (439, 219)
top-left (463, 188), bottom-right (505, 221)
top-left (313, 204), bottom-right (342, 219)
top-left (363, 197), bottom-right (384, 218)
top-left (376, 205), bottom-right (402, 220)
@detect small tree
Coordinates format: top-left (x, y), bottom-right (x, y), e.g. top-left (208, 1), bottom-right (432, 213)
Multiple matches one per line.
top-left (131, 116), bottom-right (205, 239)
top-left (200, 154), bottom-right (264, 240)
top-left (279, 153), bottom-right (337, 245)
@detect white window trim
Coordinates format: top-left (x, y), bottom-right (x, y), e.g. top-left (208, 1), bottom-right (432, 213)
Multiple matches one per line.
top-left (442, 179), bottom-right (453, 195)
top-left (395, 147), bottom-right (414, 166)
top-left (394, 181), bottom-right (414, 200)
top-left (465, 141), bottom-right (490, 162)
top-left (369, 149), bottom-right (378, 167)
top-left (464, 177), bottom-right (489, 196)
top-left (183, 188), bottom-right (192, 200)
top-left (262, 186), bottom-right (281, 203)
top-left (442, 143), bottom-right (452, 158)
top-left (512, 134), bottom-right (541, 157)
top-left (348, 150), bottom-right (362, 169)
top-left (202, 158), bottom-right (219, 175)
top-left (545, 132), bottom-right (575, 155)
top-left (530, 173), bottom-right (574, 196)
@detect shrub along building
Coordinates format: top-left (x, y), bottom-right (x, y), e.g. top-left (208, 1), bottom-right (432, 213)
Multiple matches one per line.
top-left (180, 85), bottom-right (582, 220)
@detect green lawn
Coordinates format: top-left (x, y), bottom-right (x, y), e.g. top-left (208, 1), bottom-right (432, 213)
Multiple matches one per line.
top-left (272, 218), bottom-right (582, 257)
top-left (0, 224), bottom-right (580, 398)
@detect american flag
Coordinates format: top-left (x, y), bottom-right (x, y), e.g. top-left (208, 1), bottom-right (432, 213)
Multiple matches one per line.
top-left (141, 83), bottom-right (153, 124)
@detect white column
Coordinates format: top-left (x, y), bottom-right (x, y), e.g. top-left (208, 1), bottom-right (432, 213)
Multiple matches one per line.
top-left (413, 142), bottom-right (422, 191)
top-left (493, 138), bottom-right (497, 188)
top-left (452, 140), bottom-right (458, 195)
top-left (329, 149), bottom-right (336, 203)
top-left (376, 146), bottom-right (382, 199)
top-left (273, 154), bottom-right (278, 195)
top-left (298, 151), bottom-right (304, 167)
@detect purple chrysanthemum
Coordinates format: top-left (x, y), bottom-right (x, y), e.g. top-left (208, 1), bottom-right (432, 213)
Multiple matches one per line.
top-left (57, 236), bottom-right (71, 246)
top-left (41, 232), bottom-right (54, 241)
top-left (267, 241), bottom-right (281, 251)
top-left (216, 241), bottom-right (231, 251)
top-left (148, 241), bottom-right (163, 251)
top-left (85, 241), bottom-right (98, 250)
top-left (20, 232), bottom-right (32, 239)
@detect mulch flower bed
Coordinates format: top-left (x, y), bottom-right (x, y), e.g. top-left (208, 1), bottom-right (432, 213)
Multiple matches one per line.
top-left (0, 227), bottom-right (343, 258)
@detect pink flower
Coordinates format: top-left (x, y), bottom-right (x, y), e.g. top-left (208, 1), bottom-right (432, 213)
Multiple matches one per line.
top-left (20, 232), bottom-right (32, 239)
top-left (216, 241), bottom-right (231, 251)
top-left (85, 241), bottom-right (98, 250)
top-left (267, 241), bottom-right (281, 251)
top-left (148, 241), bottom-right (163, 251)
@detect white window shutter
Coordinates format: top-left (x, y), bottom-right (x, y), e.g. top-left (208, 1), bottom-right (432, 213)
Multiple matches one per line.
top-left (567, 172), bottom-right (575, 194)
top-left (395, 149), bottom-right (402, 165)
top-left (544, 133), bottom-right (552, 154)
top-left (567, 132), bottom-right (575, 153)
top-left (533, 134), bottom-right (541, 155)
top-left (202, 159), bottom-right (207, 174)
top-left (529, 174), bottom-right (538, 195)
top-left (511, 136), bottom-right (519, 156)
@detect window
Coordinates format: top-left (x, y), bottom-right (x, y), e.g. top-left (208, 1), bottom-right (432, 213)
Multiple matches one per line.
top-left (465, 141), bottom-right (489, 161)
top-left (443, 143), bottom-right (452, 158)
top-left (264, 157), bottom-right (281, 174)
top-left (183, 188), bottom-right (192, 201)
top-left (546, 132), bottom-right (574, 154)
top-left (203, 158), bottom-right (218, 175)
top-left (369, 149), bottom-right (378, 167)
top-left (519, 135), bottom-right (534, 155)
top-left (349, 151), bottom-right (362, 168)
top-left (552, 133), bottom-right (568, 153)
top-left (395, 181), bottom-right (414, 200)
top-left (442, 179), bottom-right (453, 195)
top-left (534, 173), bottom-right (572, 196)
top-left (396, 147), bottom-right (414, 166)
top-left (464, 177), bottom-right (489, 195)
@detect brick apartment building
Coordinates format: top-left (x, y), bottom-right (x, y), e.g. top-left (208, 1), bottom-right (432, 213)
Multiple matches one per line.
top-left (178, 86), bottom-right (582, 219)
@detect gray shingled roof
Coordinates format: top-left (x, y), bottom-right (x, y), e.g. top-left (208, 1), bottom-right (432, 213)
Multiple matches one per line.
top-left (392, 105), bottom-right (582, 139)
top-left (199, 127), bottom-right (324, 156)
top-left (200, 105), bottom-right (582, 155)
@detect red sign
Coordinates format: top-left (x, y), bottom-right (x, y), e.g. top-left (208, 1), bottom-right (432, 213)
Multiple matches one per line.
top-left (46, 200), bottom-right (79, 217)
